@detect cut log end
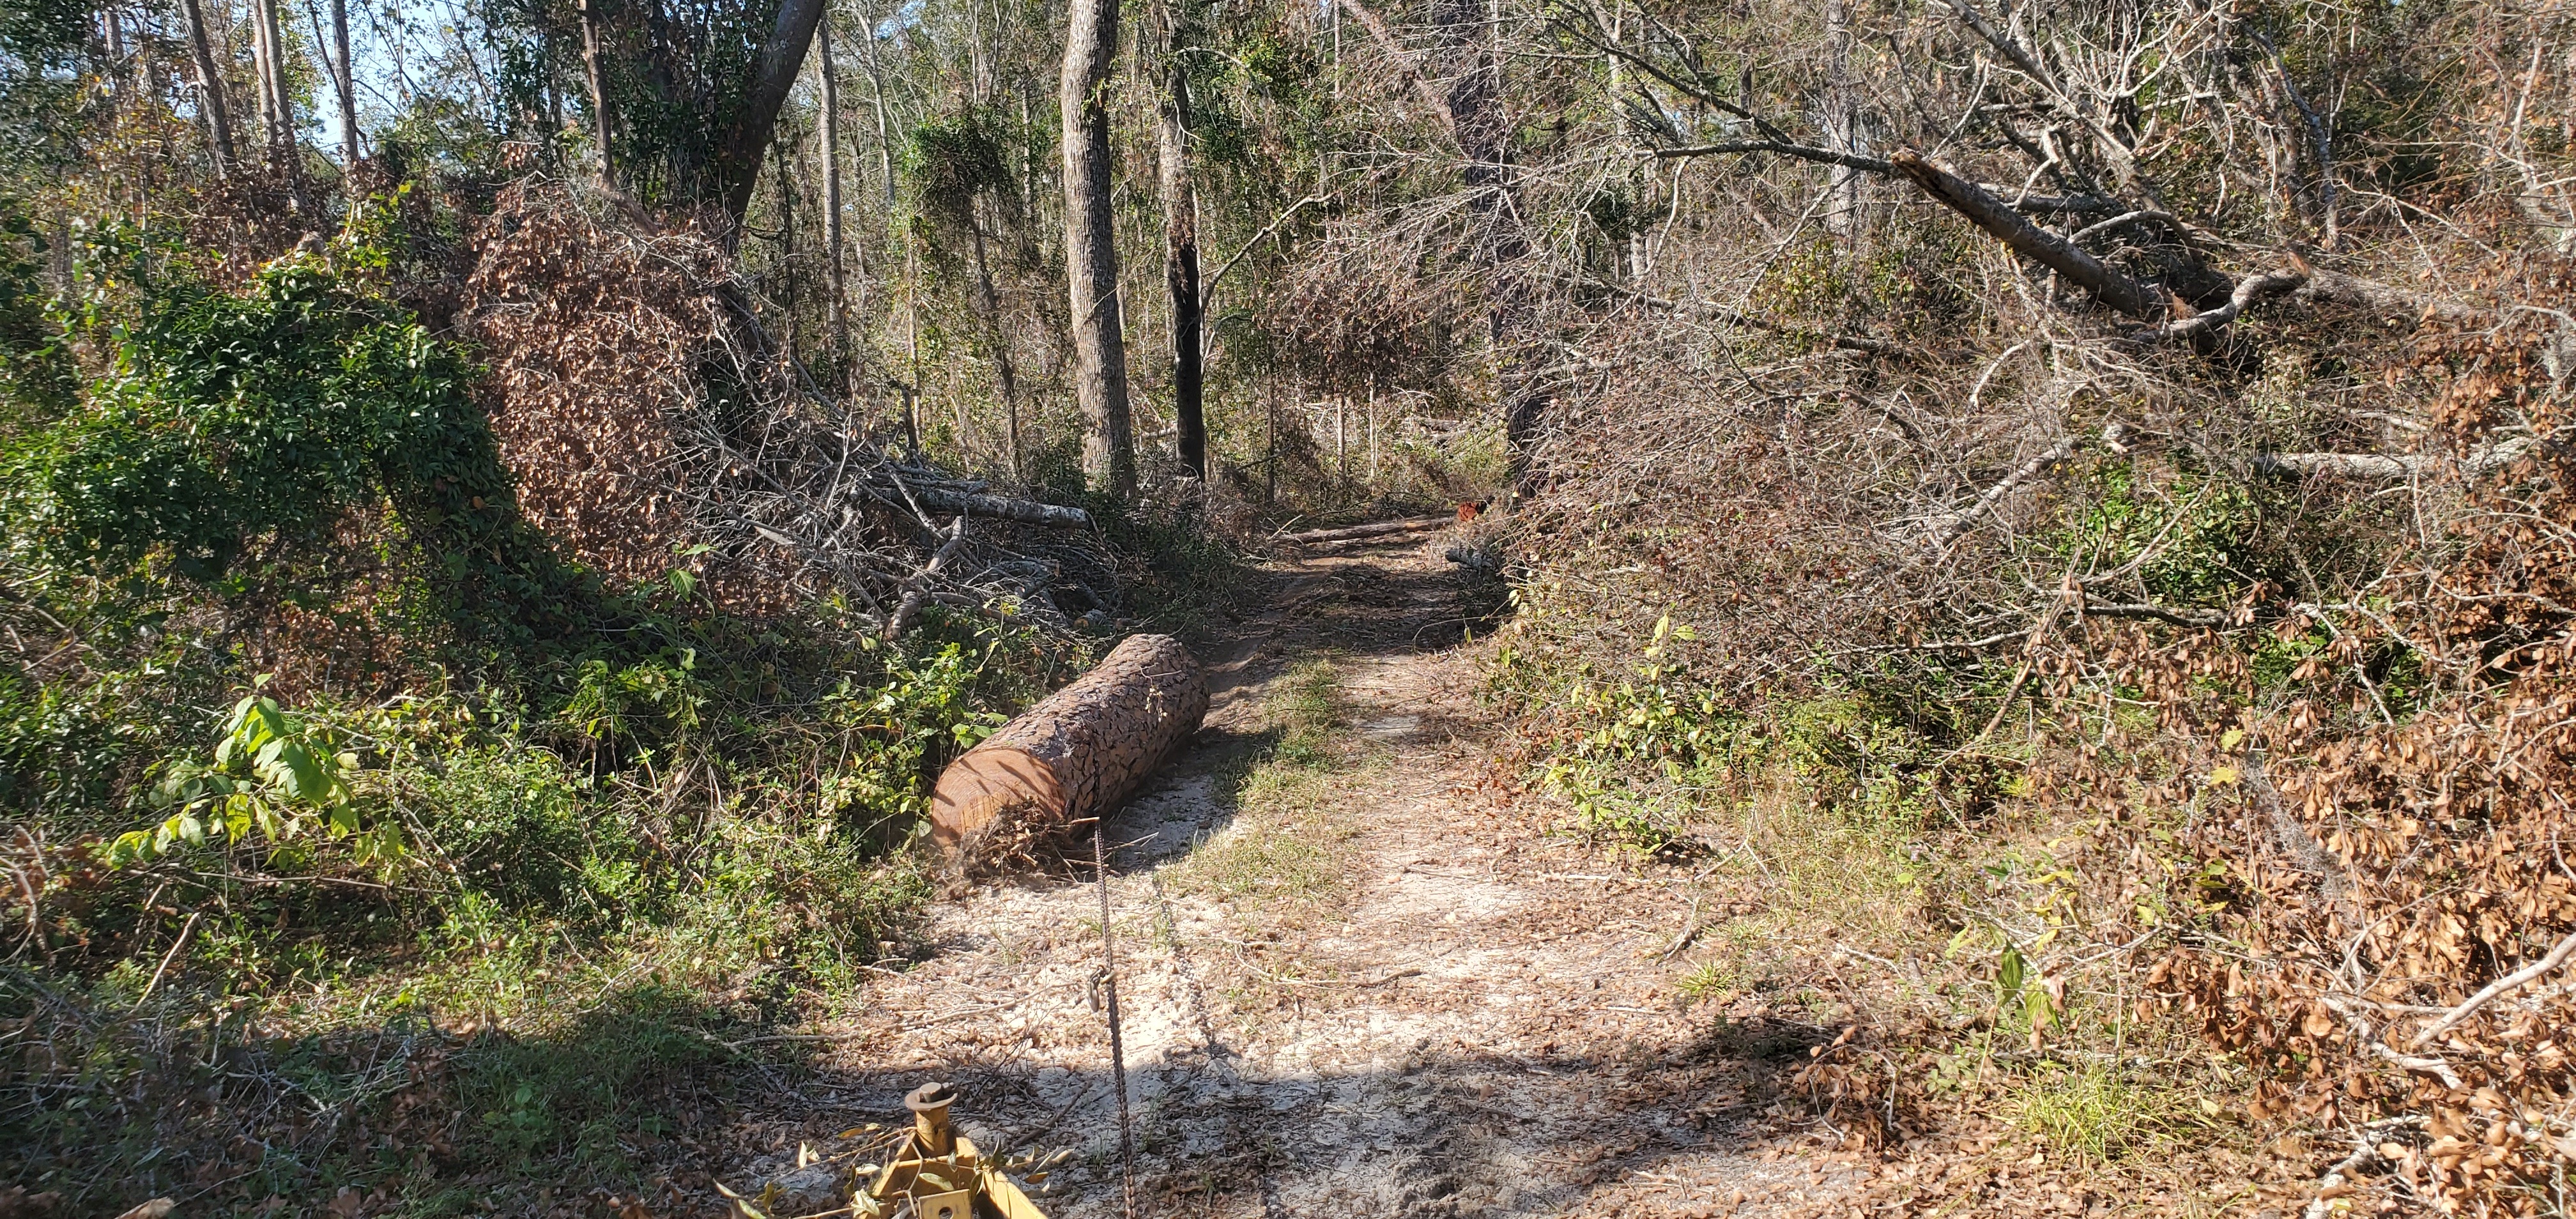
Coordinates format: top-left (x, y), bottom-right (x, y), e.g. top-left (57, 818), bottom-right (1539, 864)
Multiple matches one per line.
top-left (927, 745), bottom-right (1068, 857)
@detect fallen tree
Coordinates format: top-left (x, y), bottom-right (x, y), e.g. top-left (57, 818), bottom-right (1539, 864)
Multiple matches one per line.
top-left (928, 633), bottom-right (1208, 870)
top-left (1280, 515), bottom-right (1453, 546)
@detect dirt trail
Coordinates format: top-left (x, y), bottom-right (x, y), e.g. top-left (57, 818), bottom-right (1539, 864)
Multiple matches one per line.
top-left (741, 540), bottom-right (1869, 1217)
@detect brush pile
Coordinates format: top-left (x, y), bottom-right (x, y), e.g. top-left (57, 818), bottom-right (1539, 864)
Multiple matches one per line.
top-left (462, 180), bottom-right (1116, 634)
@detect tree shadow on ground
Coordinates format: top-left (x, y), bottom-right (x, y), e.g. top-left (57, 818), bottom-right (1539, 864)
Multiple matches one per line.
top-left (693, 1010), bottom-right (1842, 1219)
top-left (15, 965), bottom-right (1843, 1218)
top-left (1, 977), bottom-right (774, 1216)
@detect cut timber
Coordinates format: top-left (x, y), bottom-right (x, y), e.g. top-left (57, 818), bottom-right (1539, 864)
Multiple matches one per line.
top-left (2256, 437), bottom-right (2531, 481)
top-left (1282, 515), bottom-right (1451, 546)
top-left (929, 633), bottom-right (1206, 867)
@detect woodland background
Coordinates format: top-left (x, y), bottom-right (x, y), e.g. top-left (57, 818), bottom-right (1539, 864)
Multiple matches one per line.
top-left (5, 0), bottom-right (2576, 1211)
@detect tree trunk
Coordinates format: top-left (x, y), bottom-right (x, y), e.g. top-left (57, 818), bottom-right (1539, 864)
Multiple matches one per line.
top-left (714, 0), bottom-right (827, 224)
top-left (249, 0), bottom-right (280, 157)
top-left (250, 0), bottom-right (307, 208)
top-left (178, 0), bottom-right (236, 177)
top-left (929, 634), bottom-right (1207, 868)
top-left (967, 208), bottom-right (1025, 481)
top-left (1823, 0), bottom-right (1858, 236)
top-left (329, 0), bottom-right (358, 177)
top-left (854, 0), bottom-right (897, 206)
top-left (776, 137), bottom-right (798, 350)
top-left (258, 0), bottom-right (293, 155)
top-left (1159, 3), bottom-right (1206, 479)
top-left (1061, 0), bottom-right (1136, 496)
top-left (817, 11), bottom-right (852, 388)
top-left (577, 0), bottom-right (615, 182)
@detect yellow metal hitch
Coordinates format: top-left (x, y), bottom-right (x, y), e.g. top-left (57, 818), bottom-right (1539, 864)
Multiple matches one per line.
top-left (855, 1082), bottom-right (1054, 1219)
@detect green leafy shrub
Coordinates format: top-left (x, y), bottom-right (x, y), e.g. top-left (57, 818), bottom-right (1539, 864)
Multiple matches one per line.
top-left (564, 649), bottom-right (708, 765)
top-left (109, 686), bottom-right (395, 865)
top-left (10, 249), bottom-right (510, 582)
top-left (412, 745), bottom-right (626, 918)
top-left (815, 638), bottom-right (1011, 837)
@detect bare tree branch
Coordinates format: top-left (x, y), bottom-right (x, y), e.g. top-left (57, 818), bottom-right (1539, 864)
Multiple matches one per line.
top-left (2255, 437), bottom-right (2533, 481)
top-left (2144, 266), bottom-right (2309, 342)
top-left (1890, 151), bottom-right (2164, 320)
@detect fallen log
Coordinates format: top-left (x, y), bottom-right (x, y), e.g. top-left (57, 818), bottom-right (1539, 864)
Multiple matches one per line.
top-left (2255, 436), bottom-right (2531, 481)
top-left (1889, 151), bottom-right (2164, 321)
top-left (928, 633), bottom-right (1206, 868)
top-left (1280, 515), bottom-right (1450, 546)
top-left (895, 485), bottom-right (1093, 528)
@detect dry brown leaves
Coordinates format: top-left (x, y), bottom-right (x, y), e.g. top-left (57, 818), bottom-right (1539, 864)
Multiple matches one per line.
top-left (458, 181), bottom-right (726, 593)
top-left (2066, 313), bottom-right (2576, 1213)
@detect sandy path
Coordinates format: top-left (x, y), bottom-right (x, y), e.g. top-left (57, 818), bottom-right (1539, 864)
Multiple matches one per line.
top-left (732, 541), bottom-right (1868, 1217)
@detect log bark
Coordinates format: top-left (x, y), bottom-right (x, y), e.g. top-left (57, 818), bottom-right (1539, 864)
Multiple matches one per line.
top-left (930, 634), bottom-right (1208, 866)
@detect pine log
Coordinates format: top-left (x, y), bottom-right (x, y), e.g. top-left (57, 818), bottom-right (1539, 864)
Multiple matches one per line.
top-left (1281, 515), bottom-right (1452, 546)
top-left (929, 633), bottom-right (1206, 866)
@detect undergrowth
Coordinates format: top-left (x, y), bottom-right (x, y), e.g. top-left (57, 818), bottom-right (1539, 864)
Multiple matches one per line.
top-left (0, 210), bottom-right (1080, 1209)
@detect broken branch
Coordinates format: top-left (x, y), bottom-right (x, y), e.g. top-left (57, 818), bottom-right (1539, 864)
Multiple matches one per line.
top-left (2411, 927), bottom-right (2576, 1048)
top-left (2144, 266), bottom-right (2310, 342)
top-left (2255, 436), bottom-right (2532, 481)
top-left (1890, 151), bottom-right (2163, 320)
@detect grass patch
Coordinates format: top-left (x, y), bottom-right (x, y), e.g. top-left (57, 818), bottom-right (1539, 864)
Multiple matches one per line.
top-left (1179, 802), bottom-right (1353, 907)
top-left (1676, 958), bottom-right (1740, 1005)
top-left (1269, 656), bottom-right (1346, 768)
top-left (1714, 786), bottom-right (1922, 946)
top-left (2007, 1063), bottom-right (2202, 1163)
top-left (1178, 657), bottom-right (1363, 912)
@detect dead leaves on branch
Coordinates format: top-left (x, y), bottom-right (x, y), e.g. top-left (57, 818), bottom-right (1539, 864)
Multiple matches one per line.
top-left (2060, 315), bottom-right (2576, 1212)
top-left (460, 182), bottom-right (721, 596)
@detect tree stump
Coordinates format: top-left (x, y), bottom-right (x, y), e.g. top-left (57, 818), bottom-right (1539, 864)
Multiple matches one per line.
top-left (929, 633), bottom-right (1206, 868)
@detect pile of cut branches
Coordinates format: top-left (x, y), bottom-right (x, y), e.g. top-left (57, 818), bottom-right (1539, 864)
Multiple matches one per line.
top-left (462, 180), bottom-right (1114, 635)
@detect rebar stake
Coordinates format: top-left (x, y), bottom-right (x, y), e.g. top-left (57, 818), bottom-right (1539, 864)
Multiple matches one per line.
top-left (1094, 822), bottom-right (1137, 1218)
